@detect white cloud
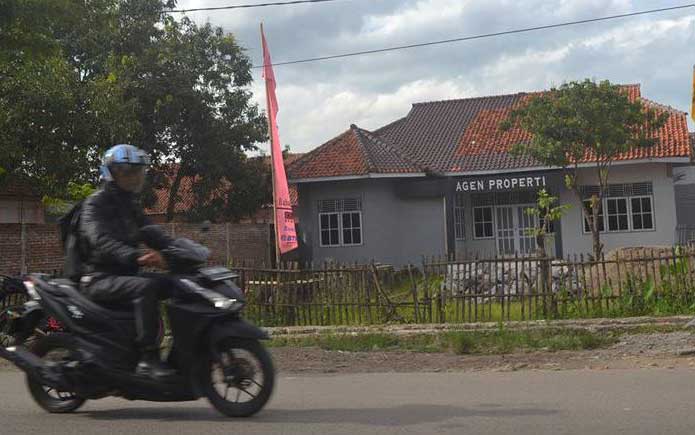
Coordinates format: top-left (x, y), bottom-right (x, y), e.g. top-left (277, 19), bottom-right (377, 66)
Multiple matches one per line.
top-left (178, 0), bottom-right (695, 152)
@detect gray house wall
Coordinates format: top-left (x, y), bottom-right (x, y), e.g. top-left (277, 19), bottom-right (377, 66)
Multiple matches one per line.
top-left (559, 163), bottom-right (677, 255)
top-left (673, 166), bottom-right (695, 226)
top-left (296, 179), bottom-right (446, 266)
top-left (453, 172), bottom-right (564, 258)
top-left (295, 162), bottom-right (681, 265)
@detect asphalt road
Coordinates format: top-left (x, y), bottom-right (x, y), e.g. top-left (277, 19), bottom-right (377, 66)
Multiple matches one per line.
top-left (1, 368), bottom-right (695, 434)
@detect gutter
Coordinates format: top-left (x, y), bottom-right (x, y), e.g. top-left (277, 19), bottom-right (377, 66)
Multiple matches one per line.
top-left (289, 157), bottom-right (691, 184)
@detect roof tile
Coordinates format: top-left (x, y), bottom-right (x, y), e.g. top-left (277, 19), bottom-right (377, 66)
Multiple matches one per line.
top-left (288, 84), bottom-right (692, 180)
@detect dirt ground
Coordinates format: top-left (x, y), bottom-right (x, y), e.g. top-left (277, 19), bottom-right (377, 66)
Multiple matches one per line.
top-left (3, 331), bottom-right (695, 374)
top-left (271, 331), bottom-right (695, 374)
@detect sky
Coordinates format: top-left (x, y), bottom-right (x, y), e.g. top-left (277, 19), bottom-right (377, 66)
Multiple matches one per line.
top-left (174, 0), bottom-right (695, 154)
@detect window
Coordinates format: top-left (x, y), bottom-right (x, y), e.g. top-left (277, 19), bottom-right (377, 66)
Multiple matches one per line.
top-left (454, 194), bottom-right (465, 240)
top-left (473, 206), bottom-right (494, 239)
top-left (606, 197), bottom-right (629, 232)
top-left (581, 182), bottom-right (655, 234)
top-left (342, 212), bottom-right (362, 245)
top-left (631, 196), bottom-right (654, 231)
top-left (318, 198), bottom-right (363, 247)
top-left (583, 199), bottom-right (605, 233)
top-left (320, 213), bottom-right (340, 246)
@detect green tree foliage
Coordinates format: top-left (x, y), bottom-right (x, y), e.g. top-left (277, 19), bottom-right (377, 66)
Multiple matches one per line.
top-left (525, 189), bottom-right (570, 258)
top-left (502, 80), bottom-right (668, 259)
top-left (0, 0), bottom-right (268, 221)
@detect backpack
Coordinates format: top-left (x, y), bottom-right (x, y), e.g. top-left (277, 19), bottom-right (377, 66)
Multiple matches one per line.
top-left (58, 201), bottom-right (86, 281)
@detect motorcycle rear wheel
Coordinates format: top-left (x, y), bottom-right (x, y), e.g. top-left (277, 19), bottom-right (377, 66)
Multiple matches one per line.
top-left (202, 338), bottom-right (275, 418)
top-left (26, 334), bottom-right (86, 414)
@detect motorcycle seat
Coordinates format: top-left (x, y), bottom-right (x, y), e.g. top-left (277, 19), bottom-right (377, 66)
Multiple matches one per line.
top-left (44, 279), bottom-right (134, 320)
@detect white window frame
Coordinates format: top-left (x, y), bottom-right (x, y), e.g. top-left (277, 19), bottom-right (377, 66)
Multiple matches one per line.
top-left (319, 212), bottom-right (341, 247)
top-left (454, 194), bottom-right (466, 240)
top-left (340, 211), bottom-right (363, 246)
top-left (605, 196), bottom-right (630, 233)
top-left (582, 199), bottom-right (605, 234)
top-left (582, 194), bottom-right (656, 234)
top-left (629, 195), bottom-right (656, 232)
top-left (318, 211), bottom-right (363, 248)
top-left (473, 206), bottom-right (495, 240)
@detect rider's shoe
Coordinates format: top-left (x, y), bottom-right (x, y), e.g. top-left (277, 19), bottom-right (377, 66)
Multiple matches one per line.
top-left (135, 351), bottom-right (177, 381)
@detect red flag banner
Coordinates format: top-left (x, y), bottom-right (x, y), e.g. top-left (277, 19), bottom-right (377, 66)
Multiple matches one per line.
top-left (691, 64), bottom-right (694, 122)
top-left (261, 25), bottom-right (298, 255)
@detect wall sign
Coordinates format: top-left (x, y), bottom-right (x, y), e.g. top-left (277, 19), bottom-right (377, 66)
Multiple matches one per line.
top-left (455, 175), bottom-right (547, 192)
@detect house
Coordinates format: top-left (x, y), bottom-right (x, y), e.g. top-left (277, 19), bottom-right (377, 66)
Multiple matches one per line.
top-left (287, 84), bottom-right (693, 267)
top-left (0, 179), bottom-right (45, 223)
top-left (145, 154), bottom-right (303, 223)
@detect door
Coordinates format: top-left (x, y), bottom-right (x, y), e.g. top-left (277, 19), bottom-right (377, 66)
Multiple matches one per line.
top-left (496, 206), bottom-right (516, 255)
top-left (495, 204), bottom-right (538, 256)
top-left (517, 205), bottom-right (537, 255)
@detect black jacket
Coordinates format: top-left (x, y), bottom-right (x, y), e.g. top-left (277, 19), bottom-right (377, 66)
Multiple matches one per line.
top-left (79, 182), bottom-right (171, 277)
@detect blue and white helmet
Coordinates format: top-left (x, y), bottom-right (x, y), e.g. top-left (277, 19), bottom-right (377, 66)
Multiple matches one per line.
top-left (99, 144), bottom-right (151, 181)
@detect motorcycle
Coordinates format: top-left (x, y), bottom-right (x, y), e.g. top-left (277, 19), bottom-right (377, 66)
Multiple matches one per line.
top-left (0, 230), bottom-right (275, 417)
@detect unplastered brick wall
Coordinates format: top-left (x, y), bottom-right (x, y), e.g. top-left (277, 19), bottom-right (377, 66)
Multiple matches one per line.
top-left (0, 223), bottom-right (272, 276)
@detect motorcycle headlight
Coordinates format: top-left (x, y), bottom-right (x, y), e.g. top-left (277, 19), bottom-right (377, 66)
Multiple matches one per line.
top-left (180, 279), bottom-right (244, 312)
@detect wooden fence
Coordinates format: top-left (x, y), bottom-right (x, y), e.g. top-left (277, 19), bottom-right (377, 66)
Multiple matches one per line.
top-left (237, 248), bottom-right (695, 326)
top-left (4, 248), bottom-right (695, 328)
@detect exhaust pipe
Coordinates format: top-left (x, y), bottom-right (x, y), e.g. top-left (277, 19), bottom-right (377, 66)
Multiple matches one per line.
top-left (0, 345), bottom-right (70, 390)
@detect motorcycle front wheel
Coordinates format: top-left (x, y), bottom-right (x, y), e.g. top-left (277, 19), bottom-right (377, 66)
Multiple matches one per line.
top-left (201, 338), bottom-right (275, 418)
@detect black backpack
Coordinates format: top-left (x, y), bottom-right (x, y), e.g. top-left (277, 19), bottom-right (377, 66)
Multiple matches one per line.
top-left (58, 201), bottom-right (86, 281)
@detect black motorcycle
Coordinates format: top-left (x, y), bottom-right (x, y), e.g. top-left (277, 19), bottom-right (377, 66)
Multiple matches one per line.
top-left (0, 233), bottom-right (275, 417)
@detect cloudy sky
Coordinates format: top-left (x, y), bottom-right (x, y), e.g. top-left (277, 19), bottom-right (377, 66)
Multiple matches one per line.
top-left (175, 0), bottom-right (695, 153)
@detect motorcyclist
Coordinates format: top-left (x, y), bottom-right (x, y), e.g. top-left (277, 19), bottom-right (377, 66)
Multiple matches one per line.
top-left (78, 144), bottom-right (175, 380)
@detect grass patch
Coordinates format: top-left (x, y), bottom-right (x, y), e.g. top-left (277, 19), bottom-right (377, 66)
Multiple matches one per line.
top-left (269, 327), bottom-right (622, 355)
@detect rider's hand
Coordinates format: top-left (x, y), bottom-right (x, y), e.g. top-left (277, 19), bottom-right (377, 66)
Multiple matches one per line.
top-left (137, 251), bottom-right (167, 269)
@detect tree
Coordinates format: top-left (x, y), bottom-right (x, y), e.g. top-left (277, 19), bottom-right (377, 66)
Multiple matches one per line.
top-left (525, 189), bottom-right (570, 260)
top-left (112, 14), bottom-right (267, 221)
top-left (525, 189), bottom-right (570, 296)
top-left (0, 0), bottom-right (142, 196)
top-left (502, 80), bottom-right (668, 259)
top-left (1, 1), bottom-right (268, 220)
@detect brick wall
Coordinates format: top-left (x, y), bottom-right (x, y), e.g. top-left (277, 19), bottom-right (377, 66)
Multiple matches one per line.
top-left (0, 223), bottom-right (273, 276)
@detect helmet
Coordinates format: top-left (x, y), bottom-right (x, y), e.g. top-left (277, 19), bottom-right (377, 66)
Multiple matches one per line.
top-left (100, 144), bottom-right (151, 193)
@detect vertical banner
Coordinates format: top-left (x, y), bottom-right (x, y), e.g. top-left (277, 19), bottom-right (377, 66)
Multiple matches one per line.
top-left (691, 64), bottom-right (695, 122)
top-left (261, 25), bottom-right (298, 255)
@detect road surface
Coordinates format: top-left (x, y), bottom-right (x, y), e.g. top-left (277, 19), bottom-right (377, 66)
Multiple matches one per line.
top-left (1, 367), bottom-right (695, 434)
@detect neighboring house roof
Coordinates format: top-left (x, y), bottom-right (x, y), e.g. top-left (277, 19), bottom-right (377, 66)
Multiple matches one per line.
top-left (145, 156), bottom-right (301, 217)
top-left (288, 84), bottom-right (692, 181)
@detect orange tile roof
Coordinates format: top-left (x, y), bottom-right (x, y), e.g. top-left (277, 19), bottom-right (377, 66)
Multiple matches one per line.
top-left (288, 84), bottom-right (691, 180)
top-left (146, 157), bottom-right (301, 217)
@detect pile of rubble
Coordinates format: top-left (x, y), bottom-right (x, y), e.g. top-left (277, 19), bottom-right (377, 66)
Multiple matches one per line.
top-left (441, 260), bottom-right (580, 299)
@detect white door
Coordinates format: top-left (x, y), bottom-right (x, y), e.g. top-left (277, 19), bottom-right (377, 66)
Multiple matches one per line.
top-left (517, 205), bottom-right (537, 255)
top-left (496, 206), bottom-right (516, 255)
